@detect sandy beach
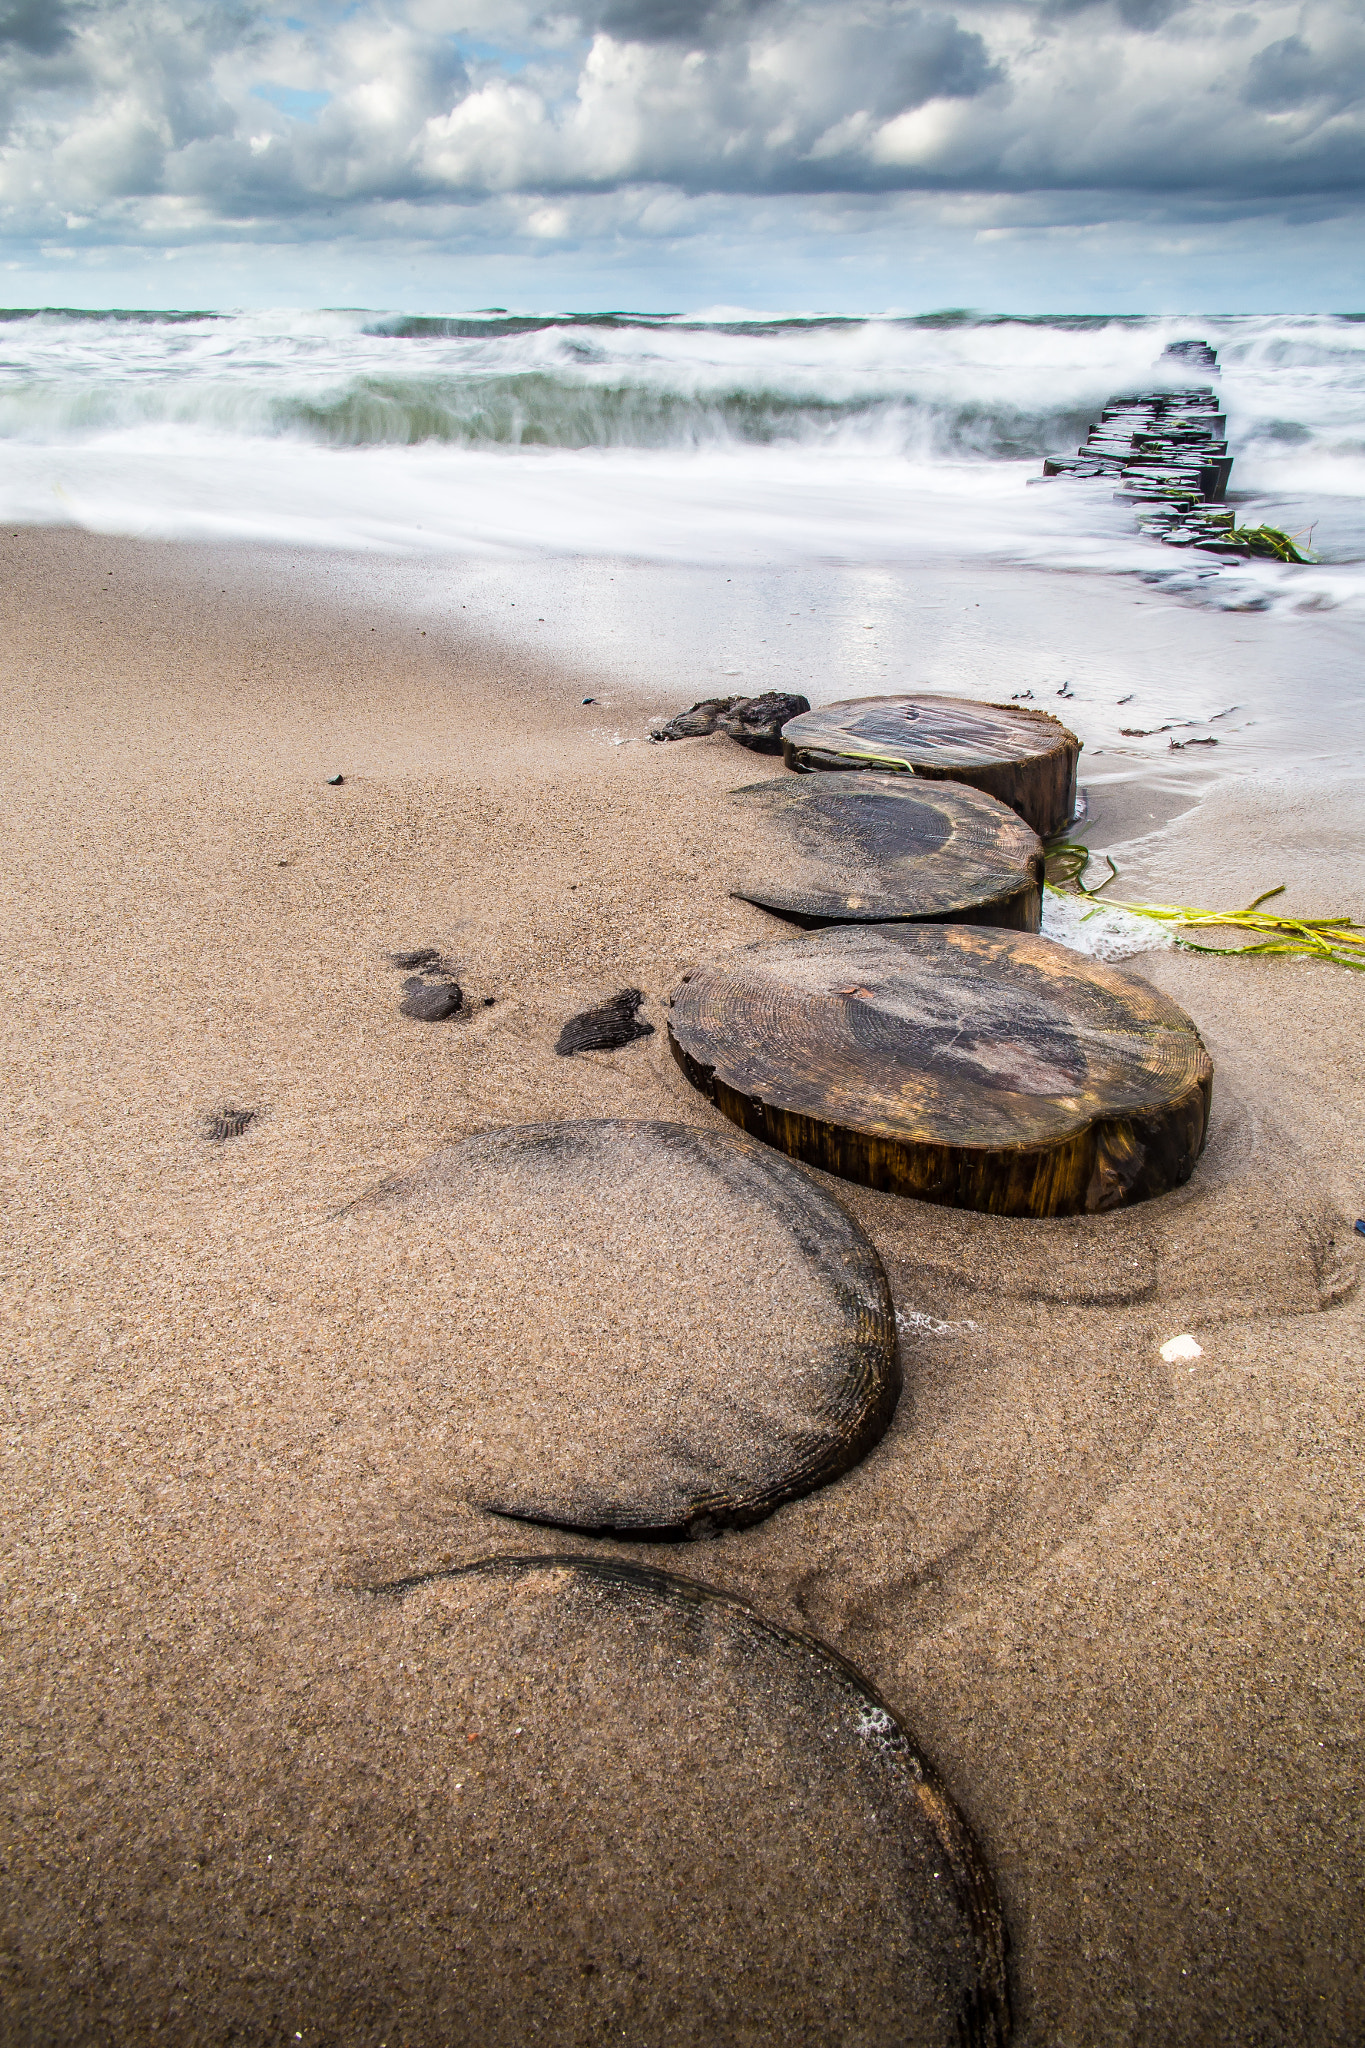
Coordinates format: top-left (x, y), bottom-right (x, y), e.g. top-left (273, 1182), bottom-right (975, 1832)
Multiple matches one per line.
top-left (2, 526), bottom-right (1363, 2043)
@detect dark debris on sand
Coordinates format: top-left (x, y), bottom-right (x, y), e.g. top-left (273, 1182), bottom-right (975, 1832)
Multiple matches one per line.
top-left (204, 1105), bottom-right (259, 1142)
top-left (555, 988), bottom-right (655, 1056)
top-left (388, 947), bottom-right (466, 1022)
top-left (649, 691), bottom-right (810, 754)
top-left (399, 978), bottom-right (464, 1022)
top-left (389, 947), bottom-right (455, 974)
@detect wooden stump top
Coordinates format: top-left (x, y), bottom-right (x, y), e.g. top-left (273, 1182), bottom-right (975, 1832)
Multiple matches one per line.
top-left (730, 771), bottom-right (1043, 931)
top-left (669, 925), bottom-right (1212, 1217)
top-left (780, 695), bottom-right (1080, 839)
top-left (338, 1118), bottom-right (897, 1535)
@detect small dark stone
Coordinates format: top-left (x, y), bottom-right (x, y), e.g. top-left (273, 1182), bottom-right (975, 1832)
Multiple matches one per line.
top-left (205, 1106), bottom-right (258, 1142)
top-left (326, 774), bottom-right (345, 785)
top-left (582, 697), bottom-right (596, 705)
top-left (400, 981), bottom-right (464, 1022)
top-left (555, 989), bottom-right (654, 1056)
top-left (389, 948), bottom-right (449, 972)
top-left (483, 996), bottom-right (496, 1006)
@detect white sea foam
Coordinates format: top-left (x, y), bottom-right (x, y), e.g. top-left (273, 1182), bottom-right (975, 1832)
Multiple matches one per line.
top-left (0, 308), bottom-right (1360, 612)
top-left (1041, 888), bottom-right (1176, 962)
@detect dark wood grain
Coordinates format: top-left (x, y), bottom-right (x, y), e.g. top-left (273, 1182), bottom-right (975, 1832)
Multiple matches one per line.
top-left (669, 924), bottom-right (1212, 1217)
top-left (730, 771), bottom-right (1044, 930)
top-left (780, 695), bottom-right (1081, 838)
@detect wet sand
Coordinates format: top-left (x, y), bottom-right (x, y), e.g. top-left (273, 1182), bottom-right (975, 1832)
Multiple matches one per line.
top-left (2, 528), bottom-right (1363, 2043)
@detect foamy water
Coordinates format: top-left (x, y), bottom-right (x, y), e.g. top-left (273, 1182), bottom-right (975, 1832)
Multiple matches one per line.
top-left (1, 307), bottom-right (1362, 613)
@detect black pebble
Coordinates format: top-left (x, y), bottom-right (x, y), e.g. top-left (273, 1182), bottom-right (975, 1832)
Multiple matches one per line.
top-left (582, 697), bottom-right (596, 705)
top-left (400, 981), bottom-right (464, 1022)
top-left (555, 988), bottom-right (654, 1056)
top-left (326, 774), bottom-right (345, 785)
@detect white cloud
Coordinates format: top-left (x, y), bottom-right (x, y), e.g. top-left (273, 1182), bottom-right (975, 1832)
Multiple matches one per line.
top-left (0, 0), bottom-right (1359, 266)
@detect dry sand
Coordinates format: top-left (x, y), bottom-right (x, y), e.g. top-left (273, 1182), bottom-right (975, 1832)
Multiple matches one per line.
top-left (2, 528), bottom-right (1363, 2044)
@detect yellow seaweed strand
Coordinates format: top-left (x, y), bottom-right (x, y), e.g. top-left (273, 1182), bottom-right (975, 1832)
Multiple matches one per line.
top-left (1042, 843), bottom-right (1365, 971)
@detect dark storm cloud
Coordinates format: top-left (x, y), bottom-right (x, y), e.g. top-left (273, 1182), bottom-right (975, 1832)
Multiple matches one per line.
top-left (587, 0), bottom-right (775, 43)
top-left (1041, 0), bottom-right (1185, 32)
top-left (0, 0), bottom-right (77, 54)
top-left (882, 14), bottom-right (1000, 104)
top-left (1242, 34), bottom-right (1365, 115)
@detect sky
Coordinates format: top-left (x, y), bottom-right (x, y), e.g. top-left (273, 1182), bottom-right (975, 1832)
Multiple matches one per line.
top-left (0, 0), bottom-right (1361, 312)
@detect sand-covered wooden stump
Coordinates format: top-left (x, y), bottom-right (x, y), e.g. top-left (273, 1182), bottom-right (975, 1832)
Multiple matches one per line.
top-left (44, 1557), bottom-right (1008, 2044)
top-left (669, 925), bottom-right (1212, 1217)
top-left (339, 1119), bottom-right (897, 1535)
top-left (730, 771), bottom-right (1044, 931)
top-left (355, 1557), bottom-right (1009, 2045)
top-left (780, 695), bottom-right (1080, 839)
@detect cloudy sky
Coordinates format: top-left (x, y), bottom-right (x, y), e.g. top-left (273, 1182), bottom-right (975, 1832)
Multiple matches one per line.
top-left (1, 0), bottom-right (1361, 310)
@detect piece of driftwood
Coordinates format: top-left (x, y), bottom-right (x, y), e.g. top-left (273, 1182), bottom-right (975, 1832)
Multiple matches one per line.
top-left (343, 1119), bottom-right (898, 1535)
top-left (651, 690), bottom-right (810, 753)
top-left (370, 1556), bottom-right (1010, 2047)
top-left (730, 772), bottom-right (1043, 931)
top-left (555, 987), bottom-right (654, 1055)
top-left (669, 924), bottom-right (1212, 1217)
top-left (780, 695), bottom-right (1080, 839)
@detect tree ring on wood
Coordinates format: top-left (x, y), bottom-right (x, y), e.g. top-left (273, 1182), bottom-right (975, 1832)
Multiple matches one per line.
top-left (668, 925), bottom-right (1212, 1218)
top-left (339, 1119), bottom-right (898, 1534)
top-left (730, 772), bottom-right (1044, 931)
top-left (779, 695), bottom-right (1081, 839)
top-left (365, 1554), bottom-right (1010, 2046)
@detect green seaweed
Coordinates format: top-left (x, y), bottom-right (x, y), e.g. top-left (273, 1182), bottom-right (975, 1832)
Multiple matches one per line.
top-left (1187, 512), bottom-right (1316, 562)
top-left (1043, 841), bottom-right (1365, 970)
top-left (1223, 522), bottom-right (1314, 563)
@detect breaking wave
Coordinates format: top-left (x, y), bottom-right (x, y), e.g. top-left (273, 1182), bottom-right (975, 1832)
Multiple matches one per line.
top-left (0, 305), bottom-right (1360, 603)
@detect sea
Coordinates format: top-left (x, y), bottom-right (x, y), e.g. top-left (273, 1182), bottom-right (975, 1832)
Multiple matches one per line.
top-left (2, 305), bottom-right (1363, 924)
top-left (2, 307), bottom-right (1362, 586)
